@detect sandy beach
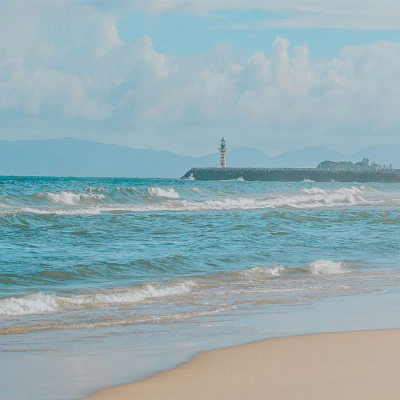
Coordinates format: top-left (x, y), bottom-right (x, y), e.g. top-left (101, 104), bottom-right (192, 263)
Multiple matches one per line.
top-left (84, 329), bottom-right (400, 400)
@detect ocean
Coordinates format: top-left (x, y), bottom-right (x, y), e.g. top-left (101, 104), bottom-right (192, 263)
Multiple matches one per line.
top-left (1, 176), bottom-right (400, 399)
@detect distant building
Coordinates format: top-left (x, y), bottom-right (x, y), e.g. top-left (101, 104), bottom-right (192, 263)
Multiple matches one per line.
top-left (218, 137), bottom-right (227, 168)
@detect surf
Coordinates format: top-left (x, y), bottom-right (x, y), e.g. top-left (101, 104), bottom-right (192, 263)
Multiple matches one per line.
top-left (0, 184), bottom-right (389, 215)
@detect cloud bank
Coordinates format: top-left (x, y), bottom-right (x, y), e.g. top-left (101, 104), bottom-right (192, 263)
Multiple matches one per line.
top-left (0, 1), bottom-right (400, 154)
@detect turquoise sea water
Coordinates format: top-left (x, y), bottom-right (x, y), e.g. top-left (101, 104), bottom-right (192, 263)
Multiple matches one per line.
top-left (1, 177), bottom-right (400, 399)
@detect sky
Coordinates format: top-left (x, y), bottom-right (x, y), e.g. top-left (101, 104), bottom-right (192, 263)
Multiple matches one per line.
top-left (1, 0), bottom-right (400, 156)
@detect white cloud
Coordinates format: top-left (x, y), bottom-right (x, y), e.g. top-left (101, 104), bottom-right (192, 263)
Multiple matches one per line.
top-left (94, 13), bottom-right (124, 58)
top-left (126, 35), bottom-right (400, 152)
top-left (136, 36), bottom-right (172, 78)
top-left (1, 1), bottom-right (400, 154)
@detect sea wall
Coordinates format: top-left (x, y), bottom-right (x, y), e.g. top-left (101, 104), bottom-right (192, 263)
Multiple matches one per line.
top-left (182, 167), bottom-right (400, 182)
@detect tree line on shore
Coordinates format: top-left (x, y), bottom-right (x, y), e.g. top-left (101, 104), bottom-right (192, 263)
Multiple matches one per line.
top-left (317, 158), bottom-right (393, 171)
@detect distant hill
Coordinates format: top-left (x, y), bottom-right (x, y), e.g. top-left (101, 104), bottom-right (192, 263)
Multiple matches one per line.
top-left (0, 137), bottom-right (399, 177)
top-left (197, 146), bottom-right (272, 168)
top-left (0, 138), bottom-right (273, 177)
top-left (0, 138), bottom-right (193, 178)
top-left (267, 146), bottom-right (347, 168)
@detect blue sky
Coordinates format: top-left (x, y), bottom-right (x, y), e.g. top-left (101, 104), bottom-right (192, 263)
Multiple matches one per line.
top-left (1, 0), bottom-right (400, 155)
top-left (118, 9), bottom-right (400, 58)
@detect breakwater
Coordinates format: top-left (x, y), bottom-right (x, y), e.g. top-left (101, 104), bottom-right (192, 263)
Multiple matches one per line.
top-left (182, 167), bottom-right (400, 182)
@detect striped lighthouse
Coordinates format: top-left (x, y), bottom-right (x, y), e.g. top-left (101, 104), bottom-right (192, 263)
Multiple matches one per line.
top-left (219, 137), bottom-right (227, 168)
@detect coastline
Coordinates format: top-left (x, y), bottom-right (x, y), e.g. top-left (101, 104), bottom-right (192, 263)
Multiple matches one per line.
top-left (83, 329), bottom-right (400, 400)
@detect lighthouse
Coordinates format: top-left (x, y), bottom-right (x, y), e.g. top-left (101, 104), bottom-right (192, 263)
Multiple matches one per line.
top-left (218, 137), bottom-right (227, 168)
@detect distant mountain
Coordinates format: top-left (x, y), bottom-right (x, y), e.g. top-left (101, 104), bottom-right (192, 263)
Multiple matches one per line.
top-left (0, 139), bottom-right (273, 177)
top-left (0, 137), bottom-right (399, 177)
top-left (0, 138), bottom-right (193, 178)
top-left (196, 144), bottom-right (400, 169)
top-left (196, 146), bottom-right (272, 168)
top-left (267, 146), bottom-right (348, 168)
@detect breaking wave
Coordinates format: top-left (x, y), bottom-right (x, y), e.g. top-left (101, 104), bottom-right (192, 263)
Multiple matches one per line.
top-left (40, 191), bottom-right (105, 205)
top-left (0, 185), bottom-right (388, 215)
top-left (237, 260), bottom-right (347, 279)
top-left (0, 260), bottom-right (352, 318)
top-left (148, 187), bottom-right (180, 198)
top-left (306, 260), bottom-right (346, 275)
top-left (238, 265), bottom-right (286, 278)
top-left (0, 281), bottom-right (196, 317)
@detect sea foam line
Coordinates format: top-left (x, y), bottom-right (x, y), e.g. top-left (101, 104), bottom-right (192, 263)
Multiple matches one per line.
top-left (148, 187), bottom-right (180, 198)
top-left (0, 281), bottom-right (196, 317)
top-left (0, 260), bottom-right (349, 318)
top-left (0, 186), bottom-right (383, 215)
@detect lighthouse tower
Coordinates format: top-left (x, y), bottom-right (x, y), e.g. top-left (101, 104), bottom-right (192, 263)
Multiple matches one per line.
top-left (219, 137), bottom-right (227, 168)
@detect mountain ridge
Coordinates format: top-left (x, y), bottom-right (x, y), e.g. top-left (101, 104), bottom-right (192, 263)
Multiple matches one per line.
top-left (1, 137), bottom-right (399, 178)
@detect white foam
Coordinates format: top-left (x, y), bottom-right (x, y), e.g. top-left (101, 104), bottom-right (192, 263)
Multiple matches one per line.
top-left (307, 260), bottom-right (346, 275)
top-left (44, 191), bottom-right (105, 205)
top-left (239, 265), bottom-right (285, 278)
top-left (21, 206), bottom-right (102, 215)
top-left (148, 187), bottom-right (180, 198)
top-left (0, 185), bottom-right (386, 215)
top-left (292, 186), bottom-right (369, 208)
top-left (0, 281), bottom-right (196, 317)
top-left (0, 292), bottom-right (59, 316)
top-left (180, 186), bottom-right (372, 210)
top-left (301, 187), bottom-right (326, 195)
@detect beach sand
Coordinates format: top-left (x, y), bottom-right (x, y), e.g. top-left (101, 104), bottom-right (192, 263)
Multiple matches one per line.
top-left (84, 329), bottom-right (400, 400)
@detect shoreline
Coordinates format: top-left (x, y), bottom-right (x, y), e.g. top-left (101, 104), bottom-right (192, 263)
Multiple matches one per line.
top-left (83, 329), bottom-right (400, 400)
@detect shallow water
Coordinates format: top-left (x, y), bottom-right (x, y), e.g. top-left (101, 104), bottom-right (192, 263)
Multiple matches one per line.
top-left (1, 177), bottom-right (400, 399)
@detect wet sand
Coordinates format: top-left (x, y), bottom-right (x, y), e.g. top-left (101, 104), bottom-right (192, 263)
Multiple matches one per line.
top-left (84, 329), bottom-right (400, 400)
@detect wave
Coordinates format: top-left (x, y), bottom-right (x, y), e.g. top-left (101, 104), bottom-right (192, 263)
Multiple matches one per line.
top-left (237, 260), bottom-right (346, 279)
top-left (20, 206), bottom-right (103, 215)
top-left (0, 185), bottom-right (390, 215)
top-left (0, 260), bottom-right (351, 318)
top-left (40, 191), bottom-right (105, 205)
top-left (0, 281), bottom-right (196, 317)
top-left (148, 187), bottom-right (180, 198)
top-left (238, 265), bottom-right (286, 278)
top-left (306, 260), bottom-right (346, 275)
